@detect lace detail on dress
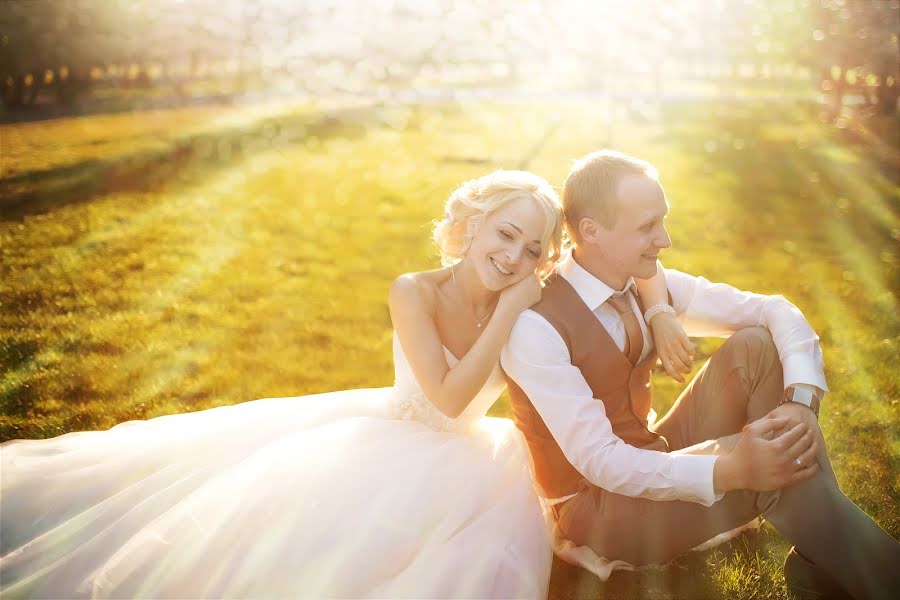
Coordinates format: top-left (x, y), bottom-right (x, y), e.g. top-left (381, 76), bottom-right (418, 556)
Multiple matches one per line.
top-left (389, 332), bottom-right (505, 434)
top-left (391, 388), bottom-right (462, 433)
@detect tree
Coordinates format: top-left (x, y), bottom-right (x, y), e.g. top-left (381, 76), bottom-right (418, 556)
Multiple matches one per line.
top-left (808, 0), bottom-right (899, 117)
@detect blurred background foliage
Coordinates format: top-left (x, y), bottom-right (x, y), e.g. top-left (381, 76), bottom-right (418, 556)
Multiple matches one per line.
top-left (1, 0), bottom-right (897, 118)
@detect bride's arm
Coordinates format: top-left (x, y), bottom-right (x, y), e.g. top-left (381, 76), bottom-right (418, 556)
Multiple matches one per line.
top-left (635, 261), bottom-right (695, 382)
top-left (634, 260), bottom-right (669, 306)
top-left (390, 274), bottom-right (539, 418)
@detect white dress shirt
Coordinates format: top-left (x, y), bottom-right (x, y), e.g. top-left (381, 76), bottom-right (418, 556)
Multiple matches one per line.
top-left (501, 253), bottom-right (828, 507)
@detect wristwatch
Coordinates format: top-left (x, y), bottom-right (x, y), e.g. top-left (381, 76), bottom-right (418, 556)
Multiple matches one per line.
top-left (780, 385), bottom-right (820, 417)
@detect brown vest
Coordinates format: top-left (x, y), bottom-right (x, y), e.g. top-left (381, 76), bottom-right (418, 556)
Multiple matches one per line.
top-left (505, 274), bottom-right (669, 499)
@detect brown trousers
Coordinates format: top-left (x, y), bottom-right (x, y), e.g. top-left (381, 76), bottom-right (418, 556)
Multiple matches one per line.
top-left (555, 327), bottom-right (900, 600)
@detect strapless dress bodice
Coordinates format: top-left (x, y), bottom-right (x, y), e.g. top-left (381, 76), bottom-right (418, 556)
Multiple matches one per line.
top-left (389, 332), bottom-right (506, 433)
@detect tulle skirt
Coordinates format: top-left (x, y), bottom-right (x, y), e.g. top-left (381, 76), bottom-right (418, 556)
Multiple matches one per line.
top-left (1, 388), bottom-right (552, 598)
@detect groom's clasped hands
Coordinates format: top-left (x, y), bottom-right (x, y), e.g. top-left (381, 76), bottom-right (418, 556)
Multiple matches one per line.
top-left (714, 416), bottom-right (818, 495)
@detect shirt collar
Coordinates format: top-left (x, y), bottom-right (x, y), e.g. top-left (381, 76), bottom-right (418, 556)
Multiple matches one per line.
top-left (558, 251), bottom-right (636, 311)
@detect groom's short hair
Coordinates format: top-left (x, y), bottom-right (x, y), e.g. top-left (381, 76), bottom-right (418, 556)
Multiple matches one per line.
top-left (563, 150), bottom-right (658, 241)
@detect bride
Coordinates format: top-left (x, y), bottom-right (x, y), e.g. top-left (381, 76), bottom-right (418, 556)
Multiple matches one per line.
top-left (1, 170), bottom-right (668, 598)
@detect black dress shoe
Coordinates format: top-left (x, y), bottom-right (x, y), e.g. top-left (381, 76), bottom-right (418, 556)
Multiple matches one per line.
top-left (783, 546), bottom-right (853, 600)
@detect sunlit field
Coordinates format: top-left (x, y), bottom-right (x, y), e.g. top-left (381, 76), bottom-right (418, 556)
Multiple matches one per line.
top-left (1, 95), bottom-right (897, 598)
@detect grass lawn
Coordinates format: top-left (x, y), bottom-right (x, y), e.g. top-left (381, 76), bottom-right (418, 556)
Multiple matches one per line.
top-left (1, 97), bottom-right (897, 599)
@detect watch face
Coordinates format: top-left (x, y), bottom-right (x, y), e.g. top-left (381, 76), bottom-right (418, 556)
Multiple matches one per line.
top-left (790, 387), bottom-right (815, 407)
top-left (785, 386), bottom-right (820, 416)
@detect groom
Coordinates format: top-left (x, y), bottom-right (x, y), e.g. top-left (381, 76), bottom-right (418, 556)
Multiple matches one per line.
top-left (501, 150), bottom-right (900, 599)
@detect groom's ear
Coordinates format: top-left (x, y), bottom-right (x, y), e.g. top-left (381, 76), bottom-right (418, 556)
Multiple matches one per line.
top-left (577, 217), bottom-right (601, 244)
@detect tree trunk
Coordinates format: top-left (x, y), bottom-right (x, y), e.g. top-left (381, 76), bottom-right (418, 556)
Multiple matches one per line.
top-left (825, 66), bottom-right (845, 121)
top-left (876, 64), bottom-right (899, 116)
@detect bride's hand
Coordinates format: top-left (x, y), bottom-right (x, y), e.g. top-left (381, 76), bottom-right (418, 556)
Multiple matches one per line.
top-left (649, 312), bottom-right (695, 383)
top-left (498, 275), bottom-right (542, 315)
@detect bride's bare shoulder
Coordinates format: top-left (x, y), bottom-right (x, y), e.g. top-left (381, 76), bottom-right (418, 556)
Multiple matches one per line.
top-left (389, 269), bottom-right (450, 315)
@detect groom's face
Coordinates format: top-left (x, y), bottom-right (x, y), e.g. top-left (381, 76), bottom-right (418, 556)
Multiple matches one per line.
top-left (596, 174), bottom-right (671, 283)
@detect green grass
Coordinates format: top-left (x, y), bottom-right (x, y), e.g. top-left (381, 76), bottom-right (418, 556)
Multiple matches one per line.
top-left (0, 99), bottom-right (334, 178)
top-left (1, 97), bottom-right (897, 599)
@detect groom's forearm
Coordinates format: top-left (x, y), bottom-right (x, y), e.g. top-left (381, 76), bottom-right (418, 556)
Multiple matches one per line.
top-left (667, 270), bottom-right (828, 394)
top-left (712, 453), bottom-right (744, 494)
top-left (671, 435), bottom-right (738, 458)
top-left (673, 436), bottom-right (741, 496)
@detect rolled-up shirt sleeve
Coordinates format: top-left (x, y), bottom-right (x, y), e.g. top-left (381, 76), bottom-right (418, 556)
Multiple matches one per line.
top-left (665, 269), bottom-right (828, 394)
top-left (501, 310), bottom-right (720, 507)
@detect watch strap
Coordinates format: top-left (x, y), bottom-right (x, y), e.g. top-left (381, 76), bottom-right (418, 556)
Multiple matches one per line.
top-left (780, 385), bottom-right (820, 417)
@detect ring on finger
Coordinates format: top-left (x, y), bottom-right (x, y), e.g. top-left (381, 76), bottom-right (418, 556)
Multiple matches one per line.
top-left (795, 458), bottom-right (802, 468)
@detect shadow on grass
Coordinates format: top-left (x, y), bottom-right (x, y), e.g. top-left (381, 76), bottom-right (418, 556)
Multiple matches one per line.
top-left (0, 104), bottom-right (380, 220)
top-left (548, 526), bottom-right (785, 600)
top-left (0, 340), bottom-right (41, 417)
top-left (0, 362), bottom-right (119, 441)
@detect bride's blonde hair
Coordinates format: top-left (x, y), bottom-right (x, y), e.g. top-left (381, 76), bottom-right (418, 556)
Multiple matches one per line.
top-left (433, 170), bottom-right (565, 280)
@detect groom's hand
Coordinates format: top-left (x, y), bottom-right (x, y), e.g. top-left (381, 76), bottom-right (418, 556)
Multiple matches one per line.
top-left (767, 400), bottom-right (834, 482)
top-left (714, 417), bottom-right (819, 494)
top-left (768, 401), bottom-right (818, 435)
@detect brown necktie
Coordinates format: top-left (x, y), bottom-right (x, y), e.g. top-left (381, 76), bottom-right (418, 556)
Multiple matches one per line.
top-left (607, 291), bottom-right (644, 365)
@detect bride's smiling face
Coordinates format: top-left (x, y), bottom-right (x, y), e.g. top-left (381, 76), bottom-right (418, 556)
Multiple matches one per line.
top-left (466, 196), bottom-right (547, 291)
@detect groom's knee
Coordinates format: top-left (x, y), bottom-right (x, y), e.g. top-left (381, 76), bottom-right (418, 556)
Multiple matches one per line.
top-left (711, 327), bottom-right (782, 415)
top-left (718, 327), bottom-right (779, 373)
top-left (755, 487), bottom-right (782, 515)
top-left (725, 326), bottom-right (775, 356)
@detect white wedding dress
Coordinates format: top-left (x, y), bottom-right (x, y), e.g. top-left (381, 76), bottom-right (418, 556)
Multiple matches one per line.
top-left (0, 333), bottom-right (552, 598)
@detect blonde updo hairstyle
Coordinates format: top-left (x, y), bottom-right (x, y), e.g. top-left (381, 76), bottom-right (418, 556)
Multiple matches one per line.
top-left (433, 170), bottom-right (565, 280)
